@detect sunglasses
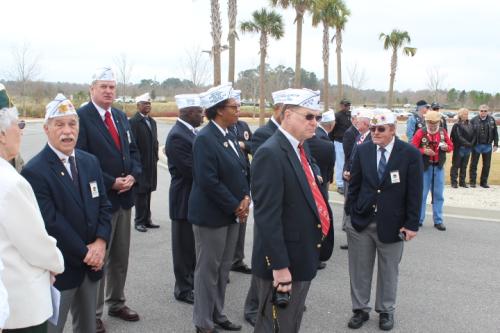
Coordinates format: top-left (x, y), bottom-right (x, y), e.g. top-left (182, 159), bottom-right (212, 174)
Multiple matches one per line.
top-left (369, 126), bottom-right (387, 133)
top-left (480, 110), bottom-right (488, 112)
top-left (291, 109), bottom-right (322, 121)
top-left (18, 120), bottom-right (26, 130)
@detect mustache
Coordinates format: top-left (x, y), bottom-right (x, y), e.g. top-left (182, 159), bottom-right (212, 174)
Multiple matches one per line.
top-left (60, 135), bottom-right (75, 141)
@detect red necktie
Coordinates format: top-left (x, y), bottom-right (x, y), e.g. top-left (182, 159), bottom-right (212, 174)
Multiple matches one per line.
top-left (104, 111), bottom-right (121, 150)
top-left (298, 144), bottom-right (330, 236)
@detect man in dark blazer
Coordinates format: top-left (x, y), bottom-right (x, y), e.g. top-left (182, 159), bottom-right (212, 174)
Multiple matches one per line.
top-left (76, 67), bottom-right (142, 332)
top-left (306, 110), bottom-right (336, 197)
top-left (165, 94), bottom-right (204, 305)
top-left (129, 93), bottom-right (159, 232)
top-left (250, 103), bottom-right (282, 155)
top-left (22, 94), bottom-right (112, 333)
top-left (345, 110), bottom-right (423, 331)
top-left (251, 89), bottom-right (334, 333)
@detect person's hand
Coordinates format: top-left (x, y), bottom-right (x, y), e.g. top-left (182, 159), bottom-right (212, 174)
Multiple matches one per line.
top-left (316, 175), bottom-right (323, 184)
top-left (235, 196), bottom-right (251, 219)
top-left (112, 177), bottom-right (127, 191)
top-left (423, 148), bottom-right (435, 156)
top-left (84, 238), bottom-right (106, 270)
top-left (50, 272), bottom-right (57, 285)
top-left (273, 268), bottom-right (292, 293)
top-left (238, 141), bottom-right (245, 150)
top-left (399, 227), bottom-right (417, 241)
top-left (343, 171), bottom-right (351, 181)
top-left (439, 143), bottom-right (448, 151)
top-left (494, 146), bottom-right (498, 153)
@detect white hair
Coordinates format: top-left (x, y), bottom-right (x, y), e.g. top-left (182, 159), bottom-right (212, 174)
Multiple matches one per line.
top-left (0, 107), bottom-right (19, 133)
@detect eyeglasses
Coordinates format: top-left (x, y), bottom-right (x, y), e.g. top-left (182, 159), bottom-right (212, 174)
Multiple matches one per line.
top-left (224, 104), bottom-right (240, 110)
top-left (369, 126), bottom-right (387, 133)
top-left (480, 110), bottom-right (488, 112)
top-left (291, 109), bottom-right (322, 122)
top-left (18, 120), bottom-right (26, 130)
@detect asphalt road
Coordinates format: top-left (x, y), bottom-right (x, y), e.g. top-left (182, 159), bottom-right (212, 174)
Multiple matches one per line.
top-left (19, 120), bottom-right (500, 333)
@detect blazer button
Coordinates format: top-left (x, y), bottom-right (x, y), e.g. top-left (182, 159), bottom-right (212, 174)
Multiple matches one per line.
top-left (317, 224), bottom-right (321, 229)
top-left (377, 190), bottom-right (381, 193)
top-left (317, 244), bottom-right (321, 248)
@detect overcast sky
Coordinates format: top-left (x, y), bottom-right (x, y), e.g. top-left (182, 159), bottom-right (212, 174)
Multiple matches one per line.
top-left (1, 0), bottom-right (499, 93)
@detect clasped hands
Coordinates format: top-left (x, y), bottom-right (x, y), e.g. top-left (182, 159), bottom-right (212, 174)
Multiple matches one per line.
top-left (235, 195), bottom-right (251, 223)
top-left (83, 238), bottom-right (106, 271)
top-left (112, 175), bottom-right (135, 193)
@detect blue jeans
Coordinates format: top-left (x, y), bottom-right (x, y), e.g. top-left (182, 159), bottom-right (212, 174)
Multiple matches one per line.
top-left (459, 146), bottom-right (471, 158)
top-left (420, 166), bottom-right (445, 225)
top-left (473, 144), bottom-right (492, 154)
top-left (334, 141), bottom-right (344, 189)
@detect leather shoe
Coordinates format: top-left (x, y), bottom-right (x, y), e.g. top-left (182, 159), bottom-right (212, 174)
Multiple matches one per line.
top-left (317, 262), bottom-right (327, 269)
top-left (245, 316), bottom-right (256, 327)
top-left (459, 183), bottom-right (468, 188)
top-left (176, 291), bottom-right (194, 304)
top-left (347, 310), bottom-right (369, 329)
top-left (337, 187), bottom-right (345, 195)
top-left (231, 264), bottom-right (251, 274)
top-left (134, 224), bottom-right (147, 232)
top-left (379, 312), bottom-right (394, 331)
top-left (451, 183), bottom-right (458, 188)
top-left (480, 183), bottom-right (490, 188)
top-left (96, 319), bottom-right (106, 333)
top-left (434, 223), bottom-right (446, 231)
top-left (340, 244), bottom-right (348, 250)
top-left (470, 183), bottom-right (476, 188)
top-left (214, 320), bottom-right (242, 331)
top-left (145, 222), bottom-right (160, 228)
top-left (196, 326), bottom-right (220, 333)
top-left (108, 306), bottom-right (140, 321)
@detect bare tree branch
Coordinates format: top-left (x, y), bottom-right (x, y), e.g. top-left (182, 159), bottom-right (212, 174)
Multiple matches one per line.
top-left (181, 45), bottom-right (211, 88)
top-left (426, 67), bottom-right (447, 103)
top-left (113, 53), bottom-right (134, 99)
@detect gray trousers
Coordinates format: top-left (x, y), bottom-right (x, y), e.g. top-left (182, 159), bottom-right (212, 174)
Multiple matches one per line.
top-left (342, 181), bottom-right (350, 231)
top-left (346, 220), bottom-right (403, 314)
top-left (192, 223), bottom-right (239, 330)
top-left (48, 275), bottom-right (98, 333)
top-left (243, 275), bottom-right (259, 321)
top-left (254, 276), bottom-right (311, 333)
top-left (96, 207), bottom-right (132, 317)
top-left (232, 222), bottom-right (247, 267)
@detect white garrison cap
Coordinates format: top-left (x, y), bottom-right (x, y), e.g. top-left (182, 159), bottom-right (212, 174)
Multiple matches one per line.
top-left (135, 93), bottom-right (151, 103)
top-left (200, 83), bottom-right (233, 109)
top-left (356, 108), bottom-right (373, 119)
top-left (231, 89), bottom-right (241, 103)
top-left (271, 88), bottom-right (321, 111)
top-left (91, 66), bottom-right (116, 82)
top-left (320, 110), bottom-right (335, 123)
top-left (45, 94), bottom-right (77, 121)
top-left (370, 108), bottom-right (396, 126)
top-left (175, 94), bottom-right (202, 110)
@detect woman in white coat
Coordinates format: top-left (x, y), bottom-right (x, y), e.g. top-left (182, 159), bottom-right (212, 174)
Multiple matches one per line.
top-left (0, 96), bottom-right (65, 332)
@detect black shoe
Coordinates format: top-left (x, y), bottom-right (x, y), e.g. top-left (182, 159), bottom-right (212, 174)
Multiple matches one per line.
top-left (134, 224), bottom-right (147, 232)
top-left (434, 224), bottom-right (446, 231)
top-left (317, 262), bottom-right (327, 270)
top-left (196, 326), bottom-right (220, 333)
top-left (470, 183), bottom-right (476, 188)
top-left (459, 183), bottom-right (468, 188)
top-left (214, 320), bottom-right (242, 331)
top-left (176, 291), bottom-right (194, 304)
top-left (480, 183), bottom-right (490, 188)
top-left (145, 222), bottom-right (160, 228)
top-left (244, 316), bottom-right (256, 327)
top-left (379, 312), bottom-right (394, 331)
top-left (340, 244), bottom-right (348, 250)
top-left (347, 310), bottom-right (369, 329)
top-left (451, 183), bottom-right (458, 188)
top-left (337, 187), bottom-right (345, 195)
top-left (230, 264), bottom-right (251, 274)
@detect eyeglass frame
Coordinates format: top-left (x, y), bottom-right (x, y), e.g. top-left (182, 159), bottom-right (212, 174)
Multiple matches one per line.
top-left (289, 109), bottom-right (322, 122)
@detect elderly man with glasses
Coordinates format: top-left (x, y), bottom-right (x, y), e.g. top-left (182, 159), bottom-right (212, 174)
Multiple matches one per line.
top-left (469, 105), bottom-right (498, 188)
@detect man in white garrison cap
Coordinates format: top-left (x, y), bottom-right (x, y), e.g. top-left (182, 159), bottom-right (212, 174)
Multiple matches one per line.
top-left (128, 93), bottom-right (159, 233)
top-left (251, 88), bottom-right (334, 332)
top-left (165, 94), bottom-right (204, 305)
top-left (22, 94), bottom-right (112, 333)
top-left (76, 67), bottom-right (142, 332)
top-left (345, 109), bottom-right (423, 331)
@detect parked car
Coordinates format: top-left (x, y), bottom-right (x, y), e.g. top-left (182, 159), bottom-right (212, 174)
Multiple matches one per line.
top-left (492, 112), bottom-right (500, 125)
top-left (468, 111), bottom-right (479, 120)
top-left (442, 111), bottom-right (456, 119)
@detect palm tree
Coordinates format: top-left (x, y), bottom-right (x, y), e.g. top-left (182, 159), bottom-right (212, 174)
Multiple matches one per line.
top-left (227, 0), bottom-right (238, 83)
top-left (331, 0), bottom-right (350, 102)
top-left (241, 9), bottom-right (285, 126)
top-left (379, 29), bottom-right (417, 109)
top-left (311, 0), bottom-right (349, 110)
top-left (270, 0), bottom-right (313, 88)
top-left (210, 0), bottom-right (223, 85)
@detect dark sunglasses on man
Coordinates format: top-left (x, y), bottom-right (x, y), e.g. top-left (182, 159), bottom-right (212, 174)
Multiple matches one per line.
top-left (291, 109), bottom-right (322, 122)
top-left (18, 120), bottom-right (26, 130)
top-left (369, 126), bottom-right (387, 133)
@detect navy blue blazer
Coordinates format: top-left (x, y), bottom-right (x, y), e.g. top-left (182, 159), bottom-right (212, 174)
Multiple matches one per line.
top-left (188, 121), bottom-right (250, 227)
top-left (347, 138), bottom-right (423, 243)
top-left (250, 119), bottom-right (278, 155)
top-left (307, 127), bottom-right (336, 195)
top-left (76, 102), bottom-right (142, 212)
top-left (22, 146), bottom-right (112, 291)
top-left (251, 130), bottom-right (334, 282)
top-left (165, 120), bottom-right (196, 220)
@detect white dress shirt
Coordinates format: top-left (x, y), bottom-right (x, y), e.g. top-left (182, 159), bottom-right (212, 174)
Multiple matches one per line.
top-left (376, 136), bottom-right (395, 167)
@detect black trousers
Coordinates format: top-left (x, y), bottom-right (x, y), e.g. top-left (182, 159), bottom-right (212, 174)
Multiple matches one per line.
top-left (450, 150), bottom-right (471, 185)
top-left (134, 191), bottom-right (152, 226)
top-left (171, 219), bottom-right (196, 298)
top-left (469, 150), bottom-right (492, 185)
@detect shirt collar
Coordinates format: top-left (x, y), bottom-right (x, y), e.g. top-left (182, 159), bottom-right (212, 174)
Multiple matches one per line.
top-left (211, 120), bottom-right (228, 136)
top-left (378, 136), bottom-right (395, 155)
top-left (91, 100), bottom-right (111, 119)
top-left (318, 125), bottom-right (329, 135)
top-left (177, 118), bottom-right (195, 132)
top-left (48, 142), bottom-right (75, 162)
top-left (278, 127), bottom-right (300, 152)
top-left (271, 116), bottom-right (280, 128)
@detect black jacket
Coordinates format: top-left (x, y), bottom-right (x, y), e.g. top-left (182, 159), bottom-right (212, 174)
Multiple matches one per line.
top-left (330, 110), bottom-right (352, 142)
top-left (251, 119), bottom-right (278, 155)
top-left (306, 126), bottom-right (335, 196)
top-left (471, 115), bottom-right (498, 147)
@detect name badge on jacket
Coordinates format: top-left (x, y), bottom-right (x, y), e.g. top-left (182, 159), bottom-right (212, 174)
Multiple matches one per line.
top-left (90, 181), bottom-right (99, 198)
top-left (390, 170), bottom-right (400, 184)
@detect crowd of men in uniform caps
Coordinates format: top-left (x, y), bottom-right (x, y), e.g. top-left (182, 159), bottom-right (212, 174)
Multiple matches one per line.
top-left (0, 66), bottom-right (497, 333)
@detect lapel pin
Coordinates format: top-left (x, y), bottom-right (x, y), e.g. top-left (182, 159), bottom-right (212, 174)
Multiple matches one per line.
top-left (61, 171), bottom-right (65, 176)
top-left (223, 142), bottom-right (229, 148)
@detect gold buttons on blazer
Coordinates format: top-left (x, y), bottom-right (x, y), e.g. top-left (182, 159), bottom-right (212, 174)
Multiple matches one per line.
top-left (265, 256), bottom-right (271, 267)
top-left (317, 244), bottom-right (321, 249)
top-left (317, 224), bottom-right (321, 229)
top-left (377, 190), bottom-right (381, 193)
